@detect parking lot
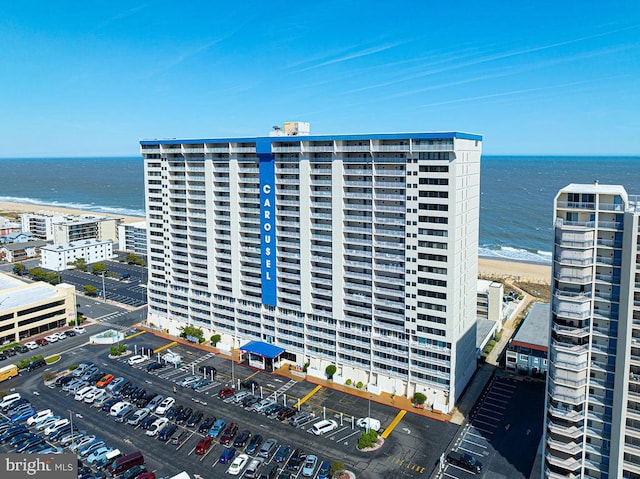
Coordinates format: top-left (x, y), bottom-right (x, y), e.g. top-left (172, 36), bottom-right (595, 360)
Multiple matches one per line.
top-left (51, 260), bottom-right (147, 307)
top-left (436, 374), bottom-right (545, 479)
top-left (0, 331), bottom-right (459, 479)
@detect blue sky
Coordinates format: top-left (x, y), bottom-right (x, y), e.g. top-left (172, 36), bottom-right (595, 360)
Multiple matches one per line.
top-left (1, 1), bottom-right (639, 156)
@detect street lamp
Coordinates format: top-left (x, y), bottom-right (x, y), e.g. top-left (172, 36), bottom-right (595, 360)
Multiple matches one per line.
top-left (367, 395), bottom-right (372, 433)
top-left (101, 271), bottom-right (106, 302)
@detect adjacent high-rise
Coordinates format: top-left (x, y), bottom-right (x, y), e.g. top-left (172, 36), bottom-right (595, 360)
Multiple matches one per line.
top-left (545, 183), bottom-right (640, 478)
top-left (140, 126), bottom-right (482, 409)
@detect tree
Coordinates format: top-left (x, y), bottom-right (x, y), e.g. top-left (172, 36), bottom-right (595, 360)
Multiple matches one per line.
top-left (83, 284), bottom-right (98, 297)
top-left (179, 325), bottom-right (204, 343)
top-left (210, 334), bottom-right (221, 346)
top-left (13, 263), bottom-right (26, 275)
top-left (91, 262), bottom-right (107, 275)
top-left (357, 429), bottom-right (379, 449)
top-left (325, 364), bottom-right (337, 380)
top-left (68, 257), bottom-right (87, 271)
top-left (126, 253), bottom-right (145, 266)
top-left (413, 392), bottom-right (427, 406)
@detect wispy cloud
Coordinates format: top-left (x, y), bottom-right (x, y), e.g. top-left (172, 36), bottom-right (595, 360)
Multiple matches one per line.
top-left (295, 41), bottom-right (404, 72)
top-left (92, 3), bottom-right (152, 33)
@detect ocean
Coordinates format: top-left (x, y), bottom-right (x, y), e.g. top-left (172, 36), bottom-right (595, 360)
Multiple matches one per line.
top-left (1, 156), bottom-right (639, 264)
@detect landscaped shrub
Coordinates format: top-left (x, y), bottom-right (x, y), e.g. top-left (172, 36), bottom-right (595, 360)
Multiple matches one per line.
top-left (357, 429), bottom-right (379, 449)
top-left (345, 379), bottom-right (352, 386)
top-left (413, 392), bottom-right (427, 405)
top-left (356, 381), bottom-right (364, 389)
top-left (325, 364), bottom-right (337, 379)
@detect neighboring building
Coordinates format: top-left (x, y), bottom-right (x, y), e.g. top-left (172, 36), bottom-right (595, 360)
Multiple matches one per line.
top-left (0, 272), bottom-right (76, 343)
top-left (477, 279), bottom-right (505, 324)
top-left (506, 302), bottom-right (549, 375)
top-left (544, 183), bottom-right (640, 479)
top-left (21, 211), bottom-right (122, 243)
top-left (118, 221), bottom-right (147, 257)
top-left (40, 239), bottom-right (114, 271)
top-left (141, 126), bottom-right (483, 410)
top-left (0, 217), bottom-right (20, 236)
top-left (1, 231), bottom-right (37, 244)
top-left (0, 240), bottom-right (48, 263)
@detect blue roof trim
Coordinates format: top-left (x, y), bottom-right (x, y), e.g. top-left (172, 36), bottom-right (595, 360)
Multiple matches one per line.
top-left (140, 131), bottom-right (482, 146)
top-left (239, 340), bottom-right (285, 359)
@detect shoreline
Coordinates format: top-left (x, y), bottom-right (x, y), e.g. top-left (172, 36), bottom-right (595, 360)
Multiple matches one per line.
top-left (0, 200), bottom-right (144, 224)
top-left (1, 199), bottom-right (552, 283)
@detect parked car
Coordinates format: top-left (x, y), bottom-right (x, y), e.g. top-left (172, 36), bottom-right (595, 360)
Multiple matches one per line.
top-left (240, 379), bottom-right (258, 390)
top-left (277, 407), bottom-right (296, 421)
top-left (218, 387), bottom-right (236, 399)
top-left (232, 391), bottom-right (251, 404)
top-left (219, 447), bottom-right (237, 464)
top-left (227, 454), bottom-right (249, 476)
top-left (96, 374), bottom-right (115, 388)
top-left (254, 398), bottom-right (276, 414)
top-left (186, 410), bottom-right (203, 428)
top-left (146, 362), bottom-right (165, 372)
top-left (166, 405), bottom-right (182, 421)
top-left (242, 394), bottom-right (260, 409)
top-left (176, 375), bottom-right (200, 388)
top-left (220, 422), bottom-right (239, 445)
top-left (289, 412), bottom-right (313, 427)
top-left (208, 418), bottom-right (227, 438)
top-left (198, 365), bottom-right (216, 377)
top-left (73, 326), bottom-right (86, 334)
top-left (194, 435), bottom-right (213, 455)
top-left (145, 418), bottom-right (169, 437)
top-left (274, 445), bottom-right (291, 463)
top-left (258, 438), bottom-right (278, 458)
top-left (233, 429), bottom-right (251, 448)
top-left (155, 397), bottom-right (175, 415)
top-left (55, 375), bottom-right (74, 387)
top-left (243, 457), bottom-right (263, 479)
top-left (317, 460), bottom-right (331, 479)
top-left (14, 345), bottom-right (29, 353)
top-left (128, 408), bottom-right (150, 426)
top-left (245, 434), bottom-right (263, 455)
top-left (263, 404), bottom-right (283, 417)
top-left (301, 455), bottom-right (318, 477)
top-left (286, 449), bottom-right (306, 471)
top-left (127, 355), bottom-right (146, 366)
top-left (175, 406), bottom-right (192, 425)
top-left (170, 431), bottom-right (188, 446)
top-left (35, 338), bottom-right (48, 346)
top-left (191, 378), bottom-right (211, 390)
top-left (24, 341), bottom-right (39, 350)
top-left (198, 416), bottom-right (215, 434)
top-left (157, 423), bottom-right (177, 442)
top-left (446, 451), bottom-right (483, 473)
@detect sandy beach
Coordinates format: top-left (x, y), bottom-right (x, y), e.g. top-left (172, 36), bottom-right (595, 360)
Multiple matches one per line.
top-left (1, 200), bottom-right (552, 282)
top-left (0, 201), bottom-right (144, 224)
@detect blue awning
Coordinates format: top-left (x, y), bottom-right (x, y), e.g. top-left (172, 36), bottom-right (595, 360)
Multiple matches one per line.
top-left (240, 341), bottom-right (285, 359)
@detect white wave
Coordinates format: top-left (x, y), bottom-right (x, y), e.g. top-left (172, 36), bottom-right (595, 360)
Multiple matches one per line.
top-left (479, 245), bottom-right (552, 264)
top-left (0, 196), bottom-right (145, 218)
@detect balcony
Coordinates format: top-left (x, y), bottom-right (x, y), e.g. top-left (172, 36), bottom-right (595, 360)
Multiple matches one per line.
top-left (546, 437), bottom-right (584, 456)
top-left (548, 406), bottom-right (585, 423)
top-left (547, 421), bottom-right (584, 439)
top-left (552, 324), bottom-right (590, 339)
top-left (544, 452), bottom-right (582, 472)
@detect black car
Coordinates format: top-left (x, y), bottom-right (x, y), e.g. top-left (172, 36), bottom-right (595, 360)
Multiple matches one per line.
top-left (446, 451), bottom-right (482, 473)
top-left (65, 330), bottom-right (76, 337)
top-left (242, 394), bottom-right (260, 409)
top-left (139, 414), bottom-right (156, 430)
top-left (146, 361), bottom-right (165, 372)
top-left (14, 345), bottom-right (29, 354)
top-left (240, 379), bottom-right (259, 390)
top-left (166, 405), bottom-right (183, 421)
top-left (233, 429), bottom-right (251, 448)
top-left (136, 392), bottom-right (155, 408)
top-left (0, 353), bottom-right (7, 361)
top-left (120, 465), bottom-right (146, 479)
top-left (245, 434), bottom-right (263, 455)
top-left (186, 410), bottom-right (203, 428)
top-left (176, 407), bottom-right (192, 425)
top-left (87, 371), bottom-right (103, 383)
top-left (277, 407), bottom-right (296, 421)
top-left (286, 448), bottom-right (306, 471)
top-left (158, 423), bottom-right (178, 442)
top-left (26, 358), bottom-right (46, 372)
top-left (198, 365), bottom-right (216, 378)
top-left (264, 404), bottom-right (284, 417)
top-left (101, 397), bottom-right (120, 412)
top-left (122, 385), bottom-right (140, 398)
top-left (274, 445), bottom-right (291, 463)
top-left (131, 388), bottom-right (146, 401)
top-left (4, 348), bottom-right (16, 357)
top-left (198, 416), bottom-right (215, 434)
top-left (55, 375), bottom-right (74, 387)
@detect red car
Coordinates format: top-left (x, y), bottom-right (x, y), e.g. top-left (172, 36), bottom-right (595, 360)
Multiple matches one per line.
top-left (35, 338), bottom-right (48, 346)
top-left (218, 387), bottom-right (236, 399)
top-left (195, 435), bottom-right (214, 455)
top-left (219, 423), bottom-right (238, 445)
top-left (136, 473), bottom-right (155, 479)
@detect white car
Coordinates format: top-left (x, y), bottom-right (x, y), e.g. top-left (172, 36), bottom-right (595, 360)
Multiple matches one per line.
top-left (84, 388), bottom-right (106, 404)
top-left (154, 397), bottom-right (175, 415)
top-left (127, 355), bottom-right (146, 366)
top-left (74, 386), bottom-right (98, 401)
top-left (227, 454), bottom-right (249, 476)
top-left (44, 334), bottom-right (59, 343)
top-left (26, 409), bottom-right (53, 426)
top-left (73, 326), bottom-right (86, 334)
top-left (44, 418), bottom-right (69, 436)
top-left (54, 332), bottom-right (68, 341)
top-left (145, 417), bottom-right (169, 437)
top-left (109, 401), bottom-right (132, 417)
top-left (24, 341), bottom-right (39, 350)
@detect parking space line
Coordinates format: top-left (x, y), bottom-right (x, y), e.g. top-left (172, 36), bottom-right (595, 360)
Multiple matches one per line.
top-left (487, 391), bottom-right (511, 400)
top-left (472, 419), bottom-right (497, 428)
top-left (465, 431), bottom-right (487, 440)
top-left (125, 331), bottom-right (146, 340)
top-left (336, 430), bottom-right (361, 442)
top-left (295, 385), bottom-right (323, 409)
top-left (154, 341), bottom-right (177, 353)
top-left (381, 409), bottom-right (406, 439)
top-left (470, 426), bottom-right (494, 435)
top-left (495, 381), bottom-right (516, 389)
top-left (242, 370), bottom-right (261, 381)
top-left (482, 402), bottom-right (506, 410)
top-left (479, 407), bottom-right (503, 416)
top-left (491, 385), bottom-right (514, 394)
top-left (458, 445), bottom-right (484, 458)
top-left (461, 437), bottom-right (487, 449)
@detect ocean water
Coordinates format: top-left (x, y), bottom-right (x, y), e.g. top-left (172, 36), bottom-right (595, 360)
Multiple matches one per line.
top-left (1, 155), bottom-right (639, 264)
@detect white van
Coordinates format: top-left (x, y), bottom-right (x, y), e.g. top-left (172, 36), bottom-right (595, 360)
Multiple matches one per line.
top-left (311, 419), bottom-right (338, 436)
top-left (356, 417), bottom-right (381, 432)
top-left (0, 393), bottom-right (21, 409)
top-left (74, 385), bottom-right (97, 401)
top-left (110, 401), bottom-right (132, 417)
top-left (26, 409), bottom-right (52, 426)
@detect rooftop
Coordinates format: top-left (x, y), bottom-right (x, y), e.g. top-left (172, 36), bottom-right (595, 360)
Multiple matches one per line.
top-left (511, 302), bottom-right (550, 351)
top-left (0, 272), bottom-right (60, 313)
top-left (41, 238), bottom-right (112, 252)
top-left (1, 240), bottom-right (48, 251)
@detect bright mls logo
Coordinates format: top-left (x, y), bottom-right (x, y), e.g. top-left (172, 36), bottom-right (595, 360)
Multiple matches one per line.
top-left (1, 454), bottom-right (76, 479)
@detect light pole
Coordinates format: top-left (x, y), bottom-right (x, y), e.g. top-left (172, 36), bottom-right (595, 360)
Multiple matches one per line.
top-left (367, 395), bottom-right (371, 433)
top-left (101, 271), bottom-right (106, 302)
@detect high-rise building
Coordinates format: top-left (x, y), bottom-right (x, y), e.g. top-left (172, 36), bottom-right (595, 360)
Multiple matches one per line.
top-left (544, 183), bottom-right (640, 479)
top-left (140, 126), bottom-right (482, 409)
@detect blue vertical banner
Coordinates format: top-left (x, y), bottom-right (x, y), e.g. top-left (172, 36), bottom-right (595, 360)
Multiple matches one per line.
top-left (258, 139), bottom-right (277, 306)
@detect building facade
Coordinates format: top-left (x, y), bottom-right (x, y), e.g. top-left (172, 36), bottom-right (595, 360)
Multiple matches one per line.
top-left (118, 221), bottom-right (148, 258)
top-left (0, 273), bottom-right (76, 343)
top-left (506, 302), bottom-right (549, 375)
top-left (477, 279), bottom-right (505, 324)
top-left (40, 239), bottom-right (114, 271)
top-left (21, 211), bottom-right (121, 243)
top-left (544, 183), bottom-right (640, 479)
top-left (141, 129), bottom-right (482, 409)
top-left (0, 240), bottom-right (47, 263)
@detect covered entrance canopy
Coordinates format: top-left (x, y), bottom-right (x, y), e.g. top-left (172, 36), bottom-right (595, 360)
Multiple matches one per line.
top-left (239, 341), bottom-right (285, 372)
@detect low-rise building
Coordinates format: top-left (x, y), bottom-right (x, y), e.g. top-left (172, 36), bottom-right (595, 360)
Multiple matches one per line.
top-left (0, 217), bottom-right (20, 236)
top-left (505, 302), bottom-right (549, 376)
top-left (40, 239), bottom-right (114, 271)
top-left (0, 272), bottom-right (76, 343)
top-left (117, 221), bottom-right (147, 258)
top-left (0, 240), bottom-right (48, 263)
top-left (477, 279), bottom-right (505, 324)
top-left (21, 211), bottom-right (122, 243)
top-left (1, 231), bottom-right (37, 244)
